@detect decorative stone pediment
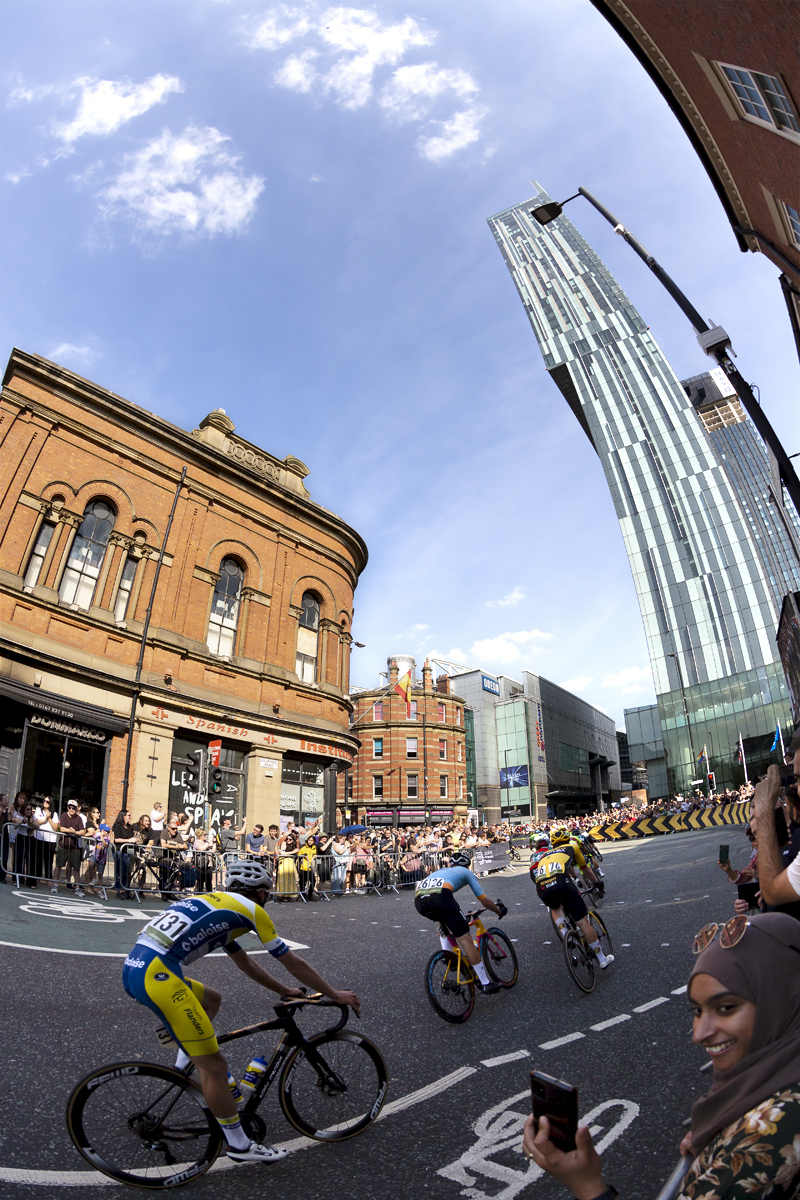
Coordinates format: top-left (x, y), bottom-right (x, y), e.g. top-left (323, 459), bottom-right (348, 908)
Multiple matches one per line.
top-left (192, 410), bottom-right (310, 498)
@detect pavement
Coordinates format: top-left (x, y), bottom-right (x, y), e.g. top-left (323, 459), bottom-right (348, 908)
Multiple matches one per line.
top-left (0, 825), bottom-right (748, 1200)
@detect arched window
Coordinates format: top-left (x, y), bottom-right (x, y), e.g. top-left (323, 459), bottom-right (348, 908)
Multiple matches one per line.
top-left (296, 591), bottom-right (320, 683)
top-left (207, 558), bottom-right (244, 656)
top-left (59, 499), bottom-right (116, 610)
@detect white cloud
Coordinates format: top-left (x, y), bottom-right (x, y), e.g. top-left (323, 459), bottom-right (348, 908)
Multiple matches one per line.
top-left (379, 62), bottom-right (477, 123)
top-left (486, 585), bottom-right (524, 609)
top-left (319, 10), bottom-right (433, 109)
top-left (418, 107), bottom-right (483, 162)
top-left (246, 5), bottom-right (483, 159)
top-left (245, 6), bottom-right (312, 49)
top-left (55, 74), bottom-right (183, 149)
top-left (47, 343), bottom-right (98, 366)
top-left (275, 50), bottom-right (319, 92)
top-left (559, 675), bottom-right (594, 693)
top-left (7, 82), bottom-right (57, 105)
top-left (468, 629), bottom-right (553, 665)
top-left (601, 665), bottom-right (653, 693)
top-left (99, 126), bottom-right (264, 238)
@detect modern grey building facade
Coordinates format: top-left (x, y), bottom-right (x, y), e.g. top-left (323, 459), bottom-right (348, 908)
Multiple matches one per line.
top-left (488, 188), bottom-right (797, 794)
top-left (438, 664), bottom-right (619, 823)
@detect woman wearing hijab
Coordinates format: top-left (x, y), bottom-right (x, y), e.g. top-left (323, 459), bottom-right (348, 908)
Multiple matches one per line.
top-left (521, 911), bottom-right (800, 1199)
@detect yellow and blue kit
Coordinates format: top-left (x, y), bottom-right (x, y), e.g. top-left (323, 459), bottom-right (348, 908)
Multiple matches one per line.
top-left (122, 891), bottom-right (289, 1057)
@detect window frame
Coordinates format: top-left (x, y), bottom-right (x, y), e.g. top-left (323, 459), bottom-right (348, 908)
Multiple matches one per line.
top-left (438, 702), bottom-right (446, 722)
top-left (406, 737), bottom-right (418, 759)
top-left (113, 555), bottom-right (138, 623)
top-left (58, 499), bottom-right (116, 611)
top-left (372, 774), bottom-right (384, 800)
top-left (406, 773), bottom-right (418, 799)
top-left (716, 62), bottom-right (800, 142)
top-left (295, 590), bottom-right (321, 682)
top-left (439, 774), bottom-right (448, 798)
top-left (438, 738), bottom-right (447, 760)
top-left (373, 701), bottom-right (383, 721)
top-left (208, 557), bottom-right (245, 658)
top-left (780, 200), bottom-right (800, 249)
top-left (407, 700), bottom-right (417, 721)
top-left (23, 520), bottom-right (56, 589)
top-left (373, 737), bottom-right (384, 759)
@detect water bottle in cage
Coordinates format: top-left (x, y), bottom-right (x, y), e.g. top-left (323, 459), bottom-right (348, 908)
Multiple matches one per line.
top-left (227, 1072), bottom-right (243, 1102)
top-left (239, 1056), bottom-right (269, 1093)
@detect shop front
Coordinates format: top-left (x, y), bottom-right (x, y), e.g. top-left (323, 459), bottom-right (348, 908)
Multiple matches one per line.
top-left (0, 678), bottom-right (127, 814)
top-left (280, 756), bottom-right (327, 833)
top-left (169, 735), bottom-right (248, 830)
top-left (365, 808), bottom-right (395, 826)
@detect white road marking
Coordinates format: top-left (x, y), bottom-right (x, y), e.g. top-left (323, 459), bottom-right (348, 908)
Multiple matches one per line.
top-left (645, 899), bottom-right (652, 903)
top-left (437, 1093), bottom-right (639, 1200)
top-left (0, 1061), bottom-right (480, 1185)
top-left (0, 939), bottom-right (309, 958)
top-left (590, 1014), bottom-right (631, 1031)
top-left (539, 1032), bottom-right (585, 1049)
top-left (633, 997), bottom-right (670, 1013)
top-left (622, 943), bottom-right (631, 947)
top-left (481, 1050), bottom-right (530, 1068)
top-left (661, 943), bottom-right (670, 946)
top-left (671, 985), bottom-right (688, 994)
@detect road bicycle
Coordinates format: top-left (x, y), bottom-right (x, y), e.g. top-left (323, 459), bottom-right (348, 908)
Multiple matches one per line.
top-left (550, 907), bottom-right (613, 993)
top-left (424, 908), bottom-right (519, 1024)
top-left (66, 994), bottom-right (388, 1190)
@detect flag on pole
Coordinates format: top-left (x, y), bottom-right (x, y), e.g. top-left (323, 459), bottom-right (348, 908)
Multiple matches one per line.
top-left (738, 732), bottom-right (748, 784)
top-left (394, 670), bottom-right (413, 717)
top-left (771, 721), bottom-right (781, 753)
top-left (697, 747), bottom-right (707, 765)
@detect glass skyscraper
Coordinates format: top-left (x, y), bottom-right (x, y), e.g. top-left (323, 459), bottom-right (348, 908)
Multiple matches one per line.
top-left (487, 188), bottom-right (799, 794)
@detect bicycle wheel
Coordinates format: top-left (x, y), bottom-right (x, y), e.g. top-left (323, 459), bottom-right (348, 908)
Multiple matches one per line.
top-left (424, 950), bottom-right (475, 1023)
top-left (279, 1030), bottom-right (388, 1141)
top-left (480, 928), bottom-right (519, 988)
top-left (563, 930), bottom-right (595, 993)
top-left (66, 1062), bottom-right (222, 1189)
top-left (587, 910), bottom-right (614, 959)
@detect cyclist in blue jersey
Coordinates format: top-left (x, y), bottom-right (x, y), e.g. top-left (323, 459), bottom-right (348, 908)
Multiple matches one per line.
top-left (122, 859), bottom-right (359, 1166)
top-left (414, 852), bottom-right (508, 994)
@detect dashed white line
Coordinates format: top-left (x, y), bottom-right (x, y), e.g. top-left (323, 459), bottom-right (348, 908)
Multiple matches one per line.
top-left (633, 997), bottom-right (670, 1013)
top-left (661, 943), bottom-right (670, 946)
top-left (590, 1014), bottom-right (631, 1031)
top-left (671, 985), bottom-right (688, 995)
top-left (539, 1032), bottom-right (585, 1050)
top-left (481, 1049), bottom-right (530, 1068)
top-left (622, 943), bottom-right (631, 947)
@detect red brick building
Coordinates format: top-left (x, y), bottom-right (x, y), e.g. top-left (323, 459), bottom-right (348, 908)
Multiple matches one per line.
top-left (590, 0), bottom-right (800, 358)
top-left (343, 656), bottom-right (468, 828)
top-left (0, 349), bottom-right (367, 832)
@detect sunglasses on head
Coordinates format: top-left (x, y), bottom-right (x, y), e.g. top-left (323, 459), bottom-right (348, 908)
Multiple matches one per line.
top-left (693, 914), bottom-right (749, 955)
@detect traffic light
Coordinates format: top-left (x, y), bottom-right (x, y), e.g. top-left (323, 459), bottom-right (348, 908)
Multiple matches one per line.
top-left (187, 748), bottom-right (206, 794)
top-left (210, 766), bottom-right (223, 795)
top-left (707, 771), bottom-right (716, 792)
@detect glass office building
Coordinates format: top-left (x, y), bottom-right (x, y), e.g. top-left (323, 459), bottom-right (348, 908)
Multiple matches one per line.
top-left (488, 188), bottom-right (798, 793)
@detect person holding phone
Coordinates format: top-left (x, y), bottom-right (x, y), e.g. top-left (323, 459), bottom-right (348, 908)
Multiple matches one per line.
top-left (521, 912), bottom-right (800, 1199)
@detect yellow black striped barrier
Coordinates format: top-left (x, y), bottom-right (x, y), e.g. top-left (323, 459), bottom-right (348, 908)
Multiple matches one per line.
top-left (588, 801), bottom-right (750, 842)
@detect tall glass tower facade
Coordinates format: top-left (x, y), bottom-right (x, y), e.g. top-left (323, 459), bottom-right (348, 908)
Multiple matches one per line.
top-left (487, 189), bottom-right (797, 793)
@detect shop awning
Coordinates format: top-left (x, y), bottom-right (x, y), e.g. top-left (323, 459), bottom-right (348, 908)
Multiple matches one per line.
top-left (0, 677), bottom-right (129, 733)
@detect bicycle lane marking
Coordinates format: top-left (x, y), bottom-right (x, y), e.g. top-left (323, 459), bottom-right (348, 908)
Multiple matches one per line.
top-left (437, 1092), bottom-right (639, 1200)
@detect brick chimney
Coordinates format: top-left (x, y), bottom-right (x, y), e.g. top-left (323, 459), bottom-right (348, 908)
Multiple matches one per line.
top-left (422, 659), bottom-right (432, 692)
top-left (436, 674), bottom-right (451, 695)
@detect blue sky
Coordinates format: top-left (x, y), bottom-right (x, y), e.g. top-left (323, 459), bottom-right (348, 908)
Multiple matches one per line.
top-left (3, 1), bottom-right (798, 727)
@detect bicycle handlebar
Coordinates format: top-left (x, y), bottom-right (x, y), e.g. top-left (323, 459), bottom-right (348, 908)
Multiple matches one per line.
top-left (273, 990), bottom-right (350, 1031)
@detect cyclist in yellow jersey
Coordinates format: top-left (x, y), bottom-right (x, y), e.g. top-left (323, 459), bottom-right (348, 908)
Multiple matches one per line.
top-left (122, 859), bottom-right (359, 1165)
top-left (552, 828), bottom-right (603, 896)
top-left (530, 835), bottom-right (613, 968)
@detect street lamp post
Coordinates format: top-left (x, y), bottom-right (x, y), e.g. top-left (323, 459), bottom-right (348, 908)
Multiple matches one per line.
top-left (667, 652), bottom-right (697, 795)
top-left (530, 188), bottom-right (800, 515)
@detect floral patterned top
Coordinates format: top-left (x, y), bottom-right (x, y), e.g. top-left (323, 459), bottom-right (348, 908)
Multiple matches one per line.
top-left (680, 1088), bottom-right (800, 1199)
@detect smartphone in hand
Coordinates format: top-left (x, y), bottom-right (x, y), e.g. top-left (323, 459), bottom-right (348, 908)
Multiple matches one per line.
top-left (719, 844), bottom-right (729, 865)
top-left (531, 1070), bottom-right (578, 1153)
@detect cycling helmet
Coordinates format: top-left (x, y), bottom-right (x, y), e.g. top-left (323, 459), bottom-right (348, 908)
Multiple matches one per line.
top-left (225, 859), bottom-right (273, 891)
top-left (449, 851), bottom-right (472, 868)
top-left (551, 827), bottom-right (570, 846)
top-left (534, 835), bottom-right (550, 851)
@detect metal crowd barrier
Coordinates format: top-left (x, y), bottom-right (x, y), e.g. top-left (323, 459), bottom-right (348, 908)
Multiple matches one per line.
top-left (0, 826), bottom-right (512, 904)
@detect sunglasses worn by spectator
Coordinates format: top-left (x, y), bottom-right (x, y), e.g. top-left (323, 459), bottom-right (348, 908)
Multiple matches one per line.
top-left (692, 915), bottom-right (750, 955)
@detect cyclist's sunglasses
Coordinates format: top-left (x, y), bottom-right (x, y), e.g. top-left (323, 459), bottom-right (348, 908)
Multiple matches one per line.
top-left (692, 914), bottom-right (749, 955)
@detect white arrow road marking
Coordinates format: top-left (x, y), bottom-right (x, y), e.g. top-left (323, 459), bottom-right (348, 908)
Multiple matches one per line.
top-left (437, 1093), bottom-right (639, 1200)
